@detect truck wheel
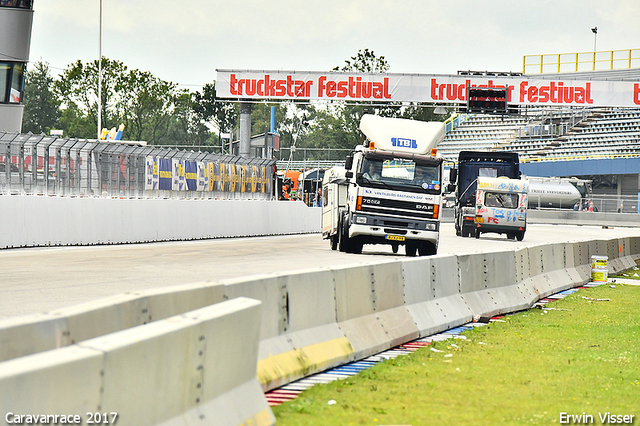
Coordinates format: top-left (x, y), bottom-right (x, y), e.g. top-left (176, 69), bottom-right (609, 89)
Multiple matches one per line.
top-left (338, 216), bottom-right (349, 252)
top-left (506, 232), bottom-right (515, 240)
top-left (406, 243), bottom-right (417, 257)
top-left (516, 231), bottom-right (525, 241)
top-left (475, 229), bottom-right (480, 239)
top-left (418, 242), bottom-right (437, 256)
top-left (349, 238), bottom-right (363, 254)
top-left (330, 234), bottom-right (339, 250)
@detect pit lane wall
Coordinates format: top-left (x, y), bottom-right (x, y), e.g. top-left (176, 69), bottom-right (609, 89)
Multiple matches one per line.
top-left (0, 196), bottom-right (320, 249)
top-left (1, 236), bottom-right (638, 425)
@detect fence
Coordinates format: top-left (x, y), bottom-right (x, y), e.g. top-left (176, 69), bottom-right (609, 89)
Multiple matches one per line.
top-left (523, 48), bottom-right (640, 74)
top-left (275, 147), bottom-right (350, 171)
top-left (0, 132), bottom-right (275, 200)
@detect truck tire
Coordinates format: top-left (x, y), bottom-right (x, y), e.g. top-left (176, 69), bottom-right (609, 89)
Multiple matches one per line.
top-left (349, 238), bottom-right (363, 254)
top-left (418, 242), bottom-right (437, 256)
top-left (338, 213), bottom-right (353, 253)
top-left (338, 217), bottom-right (348, 252)
top-left (516, 231), bottom-right (525, 241)
top-left (406, 243), bottom-right (418, 257)
top-left (330, 234), bottom-right (339, 250)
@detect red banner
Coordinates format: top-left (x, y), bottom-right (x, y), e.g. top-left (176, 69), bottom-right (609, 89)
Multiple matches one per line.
top-left (216, 70), bottom-right (640, 107)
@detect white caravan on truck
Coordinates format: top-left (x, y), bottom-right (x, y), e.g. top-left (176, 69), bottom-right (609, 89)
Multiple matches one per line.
top-left (322, 114), bottom-right (446, 256)
top-left (473, 176), bottom-right (528, 240)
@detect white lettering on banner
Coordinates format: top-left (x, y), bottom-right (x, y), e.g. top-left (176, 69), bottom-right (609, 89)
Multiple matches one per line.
top-left (216, 70), bottom-right (640, 107)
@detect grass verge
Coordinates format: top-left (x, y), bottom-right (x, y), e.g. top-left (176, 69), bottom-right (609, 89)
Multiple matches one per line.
top-left (273, 283), bottom-right (640, 425)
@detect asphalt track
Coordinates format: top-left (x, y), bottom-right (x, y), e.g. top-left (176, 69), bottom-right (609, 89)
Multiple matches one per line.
top-left (1, 223), bottom-right (639, 318)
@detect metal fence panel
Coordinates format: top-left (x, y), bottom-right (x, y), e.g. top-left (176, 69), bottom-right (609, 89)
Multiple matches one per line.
top-left (0, 133), bottom-right (276, 201)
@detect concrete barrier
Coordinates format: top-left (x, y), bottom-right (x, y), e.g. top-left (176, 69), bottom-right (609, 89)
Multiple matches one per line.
top-left (402, 255), bottom-right (470, 338)
top-left (226, 269), bottom-right (355, 391)
top-left (333, 263), bottom-right (405, 360)
top-left (0, 282), bottom-right (227, 363)
top-left (3, 233), bottom-right (640, 409)
top-left (0, 196), bottom-right (321, 249)
top-left (0, 297), bottom-right (274, 426)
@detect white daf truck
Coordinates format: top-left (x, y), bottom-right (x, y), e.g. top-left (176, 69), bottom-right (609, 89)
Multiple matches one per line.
top-left (322, 114), bottom-right (446, 256)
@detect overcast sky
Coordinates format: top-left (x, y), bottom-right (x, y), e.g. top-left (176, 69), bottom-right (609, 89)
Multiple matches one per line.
top-left (28, 0), bottom-right (639, 91)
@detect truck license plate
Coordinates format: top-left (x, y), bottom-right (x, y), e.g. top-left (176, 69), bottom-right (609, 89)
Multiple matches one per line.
top-left (385, 235), bottom-right (405, 241)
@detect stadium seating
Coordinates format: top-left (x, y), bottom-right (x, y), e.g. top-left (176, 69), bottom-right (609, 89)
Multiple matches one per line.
top-left (439, 108), bottom-right (640, 161)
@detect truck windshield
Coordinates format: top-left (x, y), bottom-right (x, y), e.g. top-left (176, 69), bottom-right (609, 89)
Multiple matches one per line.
top-left (359, 158), bottom-right (441, 194)
top-left (484, 192), bottom-right (519, 209)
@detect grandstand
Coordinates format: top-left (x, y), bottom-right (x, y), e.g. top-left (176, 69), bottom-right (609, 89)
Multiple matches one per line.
top-left (439, 107), bottom-right (640, 162)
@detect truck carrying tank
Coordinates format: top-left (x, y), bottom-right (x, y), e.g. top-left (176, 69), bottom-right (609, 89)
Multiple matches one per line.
top-left (526, 176), bottom-right (592, 209)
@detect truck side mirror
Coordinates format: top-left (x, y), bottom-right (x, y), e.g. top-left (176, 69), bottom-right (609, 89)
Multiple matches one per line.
top-left (447, 183), bottom-right (457, 193)
top-left (345, 171), bottom-right (353, 179)
top-left (345, 155), bottom-right (353, 170)
top-left (449, 168), bottom-right (457, 184)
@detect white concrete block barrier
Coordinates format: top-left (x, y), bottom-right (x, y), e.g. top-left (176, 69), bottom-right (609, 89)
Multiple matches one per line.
top-left (329, 261), bottom-right (419, 362)
top-left (0, 282), bottom-right (227, 363)
top-left (0, 196), bottom-right (321, 249)
top-left (402, 255), bottom-right (473, 337)
top-left (2, 234), bottom-right (640, 402)
top-left (0, 297), bottom-right (275, 426)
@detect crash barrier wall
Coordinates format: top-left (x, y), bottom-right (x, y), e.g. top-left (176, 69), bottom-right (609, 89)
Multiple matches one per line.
top-left (0, 196), bottom-right (321, 248)
top-left (2, 236), bottom-right (639, 400)
top-left (0, 297), bottom-right (276, 426)
top-left (0, 132), bottom-right (275, 200)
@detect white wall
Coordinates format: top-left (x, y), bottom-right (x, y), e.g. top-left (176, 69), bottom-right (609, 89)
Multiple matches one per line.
top-left (0, 196), bottom-right (321, 249)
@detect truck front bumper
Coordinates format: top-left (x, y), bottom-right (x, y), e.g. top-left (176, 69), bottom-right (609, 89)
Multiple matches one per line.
top-left (348, 212), bottom-right (440, 245)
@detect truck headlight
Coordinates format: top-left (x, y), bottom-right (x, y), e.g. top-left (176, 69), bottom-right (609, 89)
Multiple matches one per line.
top-left (425, 222), bottom-right (437, 231)
top-left (355, 216), bottom-right (367, 224)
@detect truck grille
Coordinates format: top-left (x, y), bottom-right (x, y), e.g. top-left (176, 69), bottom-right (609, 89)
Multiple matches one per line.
top-left (359, 196), bottom-right (435, 219)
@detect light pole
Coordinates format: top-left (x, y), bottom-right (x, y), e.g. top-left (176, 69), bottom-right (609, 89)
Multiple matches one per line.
top-left (98, 0), bottom-right (103, 140)
top-left (591, 26), bottom-right (598, 70)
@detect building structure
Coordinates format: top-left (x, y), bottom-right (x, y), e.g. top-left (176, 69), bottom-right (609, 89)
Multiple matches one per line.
top-left (0, 0), bottom-right (34, 132)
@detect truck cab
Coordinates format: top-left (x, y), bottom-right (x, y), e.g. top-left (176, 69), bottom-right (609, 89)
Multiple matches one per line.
top-left (322, 114), bottom-right (445, 256)
top-left (451, 151), bottom-right (521, 238)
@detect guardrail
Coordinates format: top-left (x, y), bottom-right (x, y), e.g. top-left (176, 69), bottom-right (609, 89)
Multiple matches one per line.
top-left (0, 132), bottom-right (275, 200)
top-left (523, 48), bottom-right (640, 74)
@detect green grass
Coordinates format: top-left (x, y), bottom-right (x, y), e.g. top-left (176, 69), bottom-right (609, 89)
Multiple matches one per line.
top-left (612, 266), bottom-right (640, 280)
top-left (273, 284), bottom-right (640, 425)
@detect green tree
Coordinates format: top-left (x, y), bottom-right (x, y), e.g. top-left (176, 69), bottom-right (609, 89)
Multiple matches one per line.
top-left (22, 61), bottom-right (60, 134)
top-left (166, 90), bottom-right (211, 147)
top-left (193, 82), bottom-right (238, 150)
top-left (113, 68), bottom-right (178, 143)
top-left (332, 48), bottom-right (390, 73)
top-left (54, 58), bottom-right (127, 138)
top-left (54, 58), bottom-right (188, 144)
